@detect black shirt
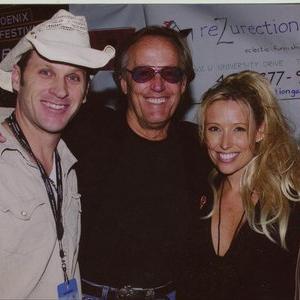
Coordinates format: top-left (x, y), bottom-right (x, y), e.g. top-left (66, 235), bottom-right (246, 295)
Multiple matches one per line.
top-left (64, 103), bottom-right (211, 288)
top-left (178, 196), bottom-right (300, 300)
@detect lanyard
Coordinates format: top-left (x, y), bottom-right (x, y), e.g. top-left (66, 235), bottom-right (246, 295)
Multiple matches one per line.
top-left (6, 112), bottom-right (69, 283)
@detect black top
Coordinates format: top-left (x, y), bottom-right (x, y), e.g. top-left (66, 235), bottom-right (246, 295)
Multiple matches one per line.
top-left (178, 195), bottom-right (300, 300)
top-left (64, 102), bottom-right (211, 288)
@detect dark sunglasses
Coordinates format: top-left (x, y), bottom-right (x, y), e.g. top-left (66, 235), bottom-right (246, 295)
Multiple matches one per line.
top-left (126, 66), bottom-right (184, 84)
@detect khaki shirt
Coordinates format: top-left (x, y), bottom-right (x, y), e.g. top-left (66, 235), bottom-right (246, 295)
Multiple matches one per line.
top-left (0, 125), bottom-right (81, 299)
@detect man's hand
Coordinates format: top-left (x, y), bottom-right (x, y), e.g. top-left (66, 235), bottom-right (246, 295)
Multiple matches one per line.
top-left (0, 133), bottom-right (6, 143)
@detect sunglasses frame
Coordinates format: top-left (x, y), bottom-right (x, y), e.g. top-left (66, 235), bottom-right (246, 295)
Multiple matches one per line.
top-left (125, 66), bottom-right (184, 84)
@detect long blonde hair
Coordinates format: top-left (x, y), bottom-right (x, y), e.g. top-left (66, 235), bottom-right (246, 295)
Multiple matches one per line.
top-left (199, 70), bottom-right (300, 248)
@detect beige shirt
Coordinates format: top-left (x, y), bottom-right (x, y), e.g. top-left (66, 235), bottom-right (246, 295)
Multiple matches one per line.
top-left (0, 125), bottom-right (81, 299)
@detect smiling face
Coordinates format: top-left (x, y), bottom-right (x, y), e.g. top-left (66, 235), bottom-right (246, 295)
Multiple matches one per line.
top-left (204, 99), bottom-right (264, 180)
top-left (120, 35), bottom-right (187, 139)
top-left (12, 51), bottom-right (87, 136)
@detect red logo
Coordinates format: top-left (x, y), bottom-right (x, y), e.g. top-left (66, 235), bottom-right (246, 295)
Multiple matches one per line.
top-left (163, 20), bottom-right (193, 39)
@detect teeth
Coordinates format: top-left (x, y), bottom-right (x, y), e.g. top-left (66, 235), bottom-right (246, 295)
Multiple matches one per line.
top-left (44, 102), bottom-right (66, 110)
top-left (219, 152), bottom-right (238, 161)
top-left (146, 98), bottom-right (166, 104)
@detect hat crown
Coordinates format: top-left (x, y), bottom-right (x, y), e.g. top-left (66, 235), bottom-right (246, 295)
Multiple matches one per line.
top-left (28, 9), bottom-right (90, 47)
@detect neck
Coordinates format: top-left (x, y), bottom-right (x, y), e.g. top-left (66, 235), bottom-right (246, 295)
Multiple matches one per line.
top-left (126, 112), bottom-right (169, 141)
top-left (224, 172), bottom-right (242, 193)
top-left (5, 110), bottom-right (60, 174)
top-left (29, 139), bottom-right (57, 175)
top-left (224, 167), bottom-right (259, 205)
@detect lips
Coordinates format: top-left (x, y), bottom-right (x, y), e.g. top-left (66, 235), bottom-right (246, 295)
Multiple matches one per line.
top-left (42, 100), bottom-right (69, 111)
top-left (218, 152), bottom-right (239, 162)
top-left (145, 97), bottom-right (167, 104)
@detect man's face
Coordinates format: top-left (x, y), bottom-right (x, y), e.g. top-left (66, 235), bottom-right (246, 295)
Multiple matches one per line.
top-left (120, 36), bottom-right (187, 136)
top-left (12, 51), bottom-right (87, 135)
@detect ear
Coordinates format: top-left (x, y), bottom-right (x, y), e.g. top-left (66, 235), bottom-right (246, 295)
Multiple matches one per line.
top-left (11, 65), bottom-right (21, 92)
top-left (255, 121), bottom-right (265, 143)
top-left (180, 77), bottom-right (187, 95)
top-left (120, 75), bottom-right (128, 95)
top-left (82, 82), bottom-right (90, 104)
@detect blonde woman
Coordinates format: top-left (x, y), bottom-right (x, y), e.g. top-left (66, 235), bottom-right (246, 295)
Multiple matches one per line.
top-left (179, 71), bottom-right (300, 300)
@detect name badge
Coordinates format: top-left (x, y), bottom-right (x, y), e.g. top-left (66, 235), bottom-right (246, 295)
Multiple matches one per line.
top-left (57, 278), bottom-right (79, 300)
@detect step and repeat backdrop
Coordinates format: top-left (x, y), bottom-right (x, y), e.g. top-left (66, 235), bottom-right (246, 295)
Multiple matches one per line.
top-left (1, 4), bottom-right (300, 140)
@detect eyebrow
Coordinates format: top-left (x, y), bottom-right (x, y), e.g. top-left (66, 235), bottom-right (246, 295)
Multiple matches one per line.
top-left (41, 63), bottom-right (85, 73)
top-left (205, 122), bottom-right (248, 125)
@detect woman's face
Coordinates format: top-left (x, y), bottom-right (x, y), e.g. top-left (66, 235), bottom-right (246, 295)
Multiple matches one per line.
top-left (204, 99), bottom-right (263, 179)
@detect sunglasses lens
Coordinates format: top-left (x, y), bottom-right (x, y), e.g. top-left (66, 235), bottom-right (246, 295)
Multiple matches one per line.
top-left (161, 67), bottom-right (183, 83)
top-left (128, 66), bottom-right (184, 83)
top-left (131, 67), bottom-right (155, 83)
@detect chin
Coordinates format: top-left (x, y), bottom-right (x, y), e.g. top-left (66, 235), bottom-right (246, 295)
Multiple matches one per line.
top-left (216, 164), bottom-right (237, 175)
top-left (42, 123), bottom-right (66, 134)
top-left (147, 120), bottom-right (169, 130)
top-left (146, 116), bottom-right (171, 127)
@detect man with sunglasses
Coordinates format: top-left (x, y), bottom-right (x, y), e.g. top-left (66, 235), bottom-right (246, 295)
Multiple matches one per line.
top-left (64, 26), bottom-right (210, 300)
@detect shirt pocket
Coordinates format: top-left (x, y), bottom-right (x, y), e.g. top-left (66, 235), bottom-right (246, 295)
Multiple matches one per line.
top-left (64, 192), bottom-right (82, 246)
top-left (0, 196), bottom-right (50, 255)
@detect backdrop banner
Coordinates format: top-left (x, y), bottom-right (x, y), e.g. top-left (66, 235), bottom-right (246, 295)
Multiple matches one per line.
top-left (1, 4), bottom-right (299, 140)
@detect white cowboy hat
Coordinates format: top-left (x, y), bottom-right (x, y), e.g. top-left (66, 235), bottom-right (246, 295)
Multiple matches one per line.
top-left (0, 9), bottom-right (115, 92)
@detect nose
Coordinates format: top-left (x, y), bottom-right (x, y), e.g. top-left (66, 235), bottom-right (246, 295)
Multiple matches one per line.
top-left (49, 77), bottom-right (68, 99)
top-left (150, 73), bottom-right (165, 92)
top-left (220, 131), bottom-right (232, 150)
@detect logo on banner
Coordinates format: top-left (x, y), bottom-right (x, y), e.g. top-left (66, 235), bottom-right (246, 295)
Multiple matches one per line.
top-left (199, 16), bottom-right (300, 47)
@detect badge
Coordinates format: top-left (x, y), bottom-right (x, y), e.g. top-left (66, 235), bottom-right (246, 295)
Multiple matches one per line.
top-left (57, 278), bottom-right (79, 300)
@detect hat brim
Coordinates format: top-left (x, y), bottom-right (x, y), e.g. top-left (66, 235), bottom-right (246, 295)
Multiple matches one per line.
top-left (0, 37), bottom-right (33, 92)
top-left (0, 36), bottom-right (115, 92)
top-left (30, 37), bottom-right (115, 69)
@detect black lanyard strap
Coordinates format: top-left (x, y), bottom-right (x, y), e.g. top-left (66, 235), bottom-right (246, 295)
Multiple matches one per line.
top-left (6, 112), bottom-right (68, 282)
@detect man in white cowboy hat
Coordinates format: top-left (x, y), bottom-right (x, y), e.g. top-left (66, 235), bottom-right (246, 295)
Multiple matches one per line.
top-left (0, 9), bottom-right (114, 299)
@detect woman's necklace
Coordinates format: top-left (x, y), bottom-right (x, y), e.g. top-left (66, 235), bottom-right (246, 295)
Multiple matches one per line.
top-left (217, 181), bottom-right (246, 256)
